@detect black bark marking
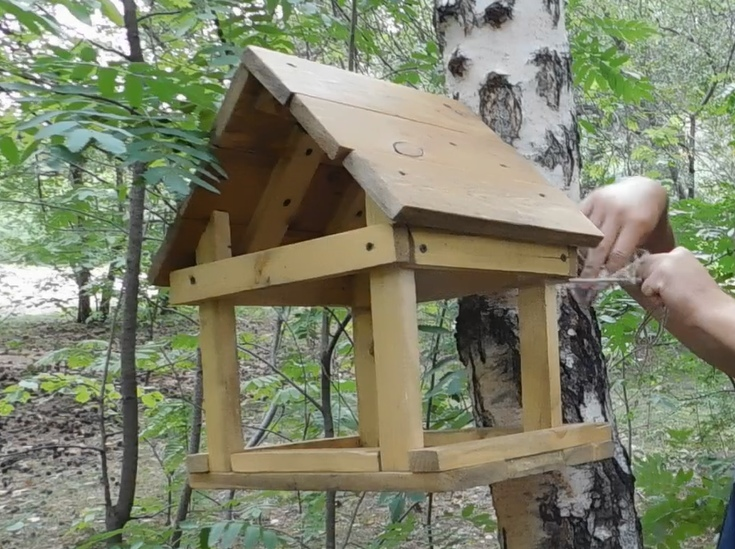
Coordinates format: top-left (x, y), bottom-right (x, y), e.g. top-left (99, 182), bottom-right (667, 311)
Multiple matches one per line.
top-left (433, 0), bottom-right (476, 49)
top-left (544, 0), bottom-right (561, 27)
top-left (478, 73), bottom-right (522, 144)
top-left (572, 111), bottom-right (583, 173)
top-left (531, 47), bottom-right (570, 111)
top-left (535, 124), bottom-right (578, 190)
top-left (483, 0), bottom-right (514, 28)
top-left (447, 47), bottom-right (469, 78)
top-left (456, 295), bottom-right (520, 427)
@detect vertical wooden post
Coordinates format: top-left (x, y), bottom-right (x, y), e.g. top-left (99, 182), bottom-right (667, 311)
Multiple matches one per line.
top-left (517, 283), bottom-right (563, 431)
top-left (364, 196), bottom-right (424, 470)
top-left (351, 276), bottom-right (380, 447)
top-left (196, 211), bottom-right (244, 471)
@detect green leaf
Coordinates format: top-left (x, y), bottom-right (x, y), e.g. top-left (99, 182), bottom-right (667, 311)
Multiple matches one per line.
top-left (161, 173), bottom-right (191, 195)
top-left (220, 523), bottom-right (244, 548)
top-left (71, 63), bottom-right (96, 81)
top-left (124, 73), bottom-right (144, 108)
top-left (199, 526), bottom-right (211, 549)
top-left (57, 0), bottom-right (93, 25)
top-left (0, 135), bottom-right (20, 164)
top-left (79, 45), bottom-right (97, 62)
top-left (262, 530), bottom-right (278, 549)
top-left (16, 111), bottom-right (67, 131)
top-left (65, 129), bottom-right (93, 152)
top-left (242, 526), bottom-right (260, 547)
top-left (207, 522), bottom-right (227, 545)
top-left (99, 0), bottom-right (124, 26)
top-left (89, 131), bottom-right (127, 155)
top-left (75, 386), bottom-right (91, 404)
top-left (5, 521), bottom-right (24, 532)
top-left (418, 324), bottom-right (450, 335)
top-left (33, 121), bottom-right (78, 140)
top-left (97, 67), bottom-right (117, 97)
top-left (0, 0), bottom-right (60, 35)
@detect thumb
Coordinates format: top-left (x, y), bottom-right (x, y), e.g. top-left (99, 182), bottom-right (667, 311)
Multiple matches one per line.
top-left (640, 274), bottom-right (662, 299)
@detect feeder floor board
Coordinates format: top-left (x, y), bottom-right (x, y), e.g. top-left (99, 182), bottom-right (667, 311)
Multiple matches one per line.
top-left (186, 423), bottom-right (614, 493)
top-left (188, 440), bottom-right (614, 493)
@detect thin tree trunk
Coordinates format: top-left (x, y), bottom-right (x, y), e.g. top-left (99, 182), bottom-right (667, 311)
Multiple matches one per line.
top-left (100, 168), bottom-right (124, 320)
top-left (687, 114), bottom-right (696, 199)
top-left (69, 163), bottom-right (92, 323)
top-left (106, 0), bottom-right (146, 541)
top-left (171, 350), bottom-right (204, 548)
top-left (75, 267), bottom-right (92, 323)
top-left (107, 168), bottom-right (145, 543)
top-left (434, 1), bottom-right (643, 547)
top-left (320, 311), bottom-right (337, 549)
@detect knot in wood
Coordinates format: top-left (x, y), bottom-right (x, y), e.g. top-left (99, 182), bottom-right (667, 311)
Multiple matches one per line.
top-left (393, 141), bottom-right (424, 158)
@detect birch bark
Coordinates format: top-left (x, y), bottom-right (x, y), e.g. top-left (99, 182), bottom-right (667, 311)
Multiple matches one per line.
top-left (433, 1), bottom-right (644, 546)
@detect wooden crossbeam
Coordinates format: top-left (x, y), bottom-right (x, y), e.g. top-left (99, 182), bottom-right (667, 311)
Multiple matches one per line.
top-left (230, 277), bottom-right (354, 307)
top-left (170, 224), bottom-right (578, 306)
top-left (169, 224), bottom-right (404, 305)
top-left (408, 228), bottom-right (575, 277)
top-left (237, 127), bottom-right (323, 254)
top-left (408, 423), bottom-right (612, 473)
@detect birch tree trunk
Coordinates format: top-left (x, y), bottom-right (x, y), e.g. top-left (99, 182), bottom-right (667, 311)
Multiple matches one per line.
top-left (433, 1), bottom-right (643, 546)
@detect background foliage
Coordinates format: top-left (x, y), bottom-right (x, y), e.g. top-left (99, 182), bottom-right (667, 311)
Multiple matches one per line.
top-left (1, 0), bottom-right (735, 547)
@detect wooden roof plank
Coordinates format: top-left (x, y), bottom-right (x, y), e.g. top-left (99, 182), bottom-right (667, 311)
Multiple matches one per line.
top-left (241, 46), bottom-right (487, 135)
top-left (344, 149), bottom-right (602, 248)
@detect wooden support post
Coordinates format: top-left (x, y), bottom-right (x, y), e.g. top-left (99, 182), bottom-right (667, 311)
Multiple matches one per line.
top-left (352, 276), bottom-right (379, 447)
top-left (369, 265), bottom-right (424, 470)
top-left (517, 284), bottom-right (563, 431)
top-left (196, 211), bottom-right (244, 471)
top-left (364, 194), bottom-right (423, 469)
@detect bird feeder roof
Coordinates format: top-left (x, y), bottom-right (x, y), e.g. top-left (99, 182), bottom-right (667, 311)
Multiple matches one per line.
top-left (148, 46), bottom-right (602, 286)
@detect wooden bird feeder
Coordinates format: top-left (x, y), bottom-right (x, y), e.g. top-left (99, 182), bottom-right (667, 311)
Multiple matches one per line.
top-left (149, 46), bottom-right (615, 493)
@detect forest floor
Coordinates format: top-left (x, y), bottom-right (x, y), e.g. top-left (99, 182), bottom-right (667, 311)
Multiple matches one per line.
top-left (0, 265), bottom-right (497, 549)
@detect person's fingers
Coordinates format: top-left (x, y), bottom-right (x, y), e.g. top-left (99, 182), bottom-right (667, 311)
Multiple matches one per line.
top-left (580, 217), bottom-right (620, 278)
top-left (584, 203), bottom-right (605, 229)
top-left (605, 224), bottom-right (640, 274)
top-left (579, 195), bottom-right (595, 217)
top-left (636, 252), bottom-right (659, 281)
top-left (640, 274), bottom-right (662, 298)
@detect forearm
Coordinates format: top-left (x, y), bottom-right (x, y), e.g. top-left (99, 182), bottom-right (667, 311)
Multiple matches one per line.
top-left (628, 287), bottom-right (735, 378)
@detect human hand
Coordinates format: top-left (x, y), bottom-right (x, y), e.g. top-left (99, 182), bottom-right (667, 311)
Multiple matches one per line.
top-left (579, 176), bottom-right (670, 279)
top-left (635, 246), bottom-right (724, 325)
